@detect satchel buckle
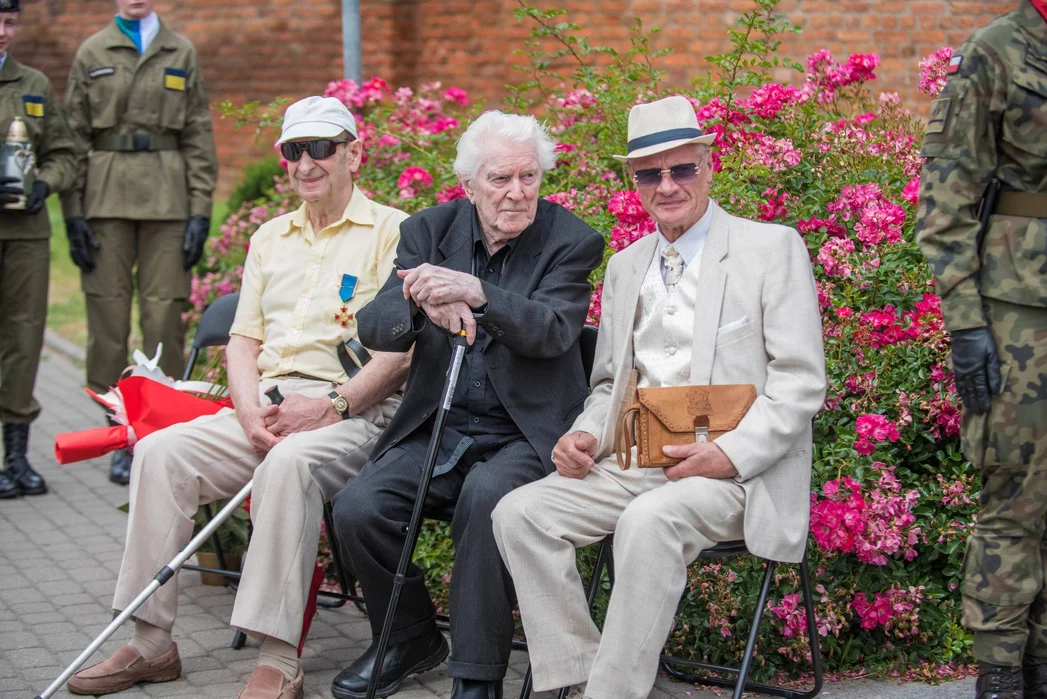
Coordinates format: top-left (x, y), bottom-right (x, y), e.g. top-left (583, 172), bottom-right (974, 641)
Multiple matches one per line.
top-left (694, 415), bottom-right (710, 443)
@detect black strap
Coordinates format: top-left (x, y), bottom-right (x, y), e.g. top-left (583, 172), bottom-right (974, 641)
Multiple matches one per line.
top-left (337, 338), bottom-right (373, 378)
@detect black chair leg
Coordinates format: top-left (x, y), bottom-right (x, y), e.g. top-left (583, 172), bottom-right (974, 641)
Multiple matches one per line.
top-left (316, 502), bottom-right (350, 609)
top-left (732, 560), bottom-right (777, 699)
top-left (799, 555), bottom-right (824, 699)
top-left (517, 666), bottom-right (533, 699)
top-left (232, 629), bottom-right (247, 649)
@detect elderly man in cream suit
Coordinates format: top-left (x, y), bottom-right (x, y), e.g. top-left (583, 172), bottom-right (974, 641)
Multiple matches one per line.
top-left (492, 95), bottom-right (827, 699)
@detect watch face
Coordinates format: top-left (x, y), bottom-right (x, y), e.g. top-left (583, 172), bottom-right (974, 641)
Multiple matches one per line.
top-left (333, 396), bottom-right (349, 413)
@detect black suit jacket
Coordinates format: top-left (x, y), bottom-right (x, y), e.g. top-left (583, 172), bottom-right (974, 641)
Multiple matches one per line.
top-left (356, 198), bottom-right (606, 473)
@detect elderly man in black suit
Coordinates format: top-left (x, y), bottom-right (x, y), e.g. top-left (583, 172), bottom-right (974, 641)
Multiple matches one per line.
top-left (329, 110), bottom-right (605, 699)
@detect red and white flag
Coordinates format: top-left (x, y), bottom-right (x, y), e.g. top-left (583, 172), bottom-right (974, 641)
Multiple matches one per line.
top-left (947, 55), bottom-right (963, 75)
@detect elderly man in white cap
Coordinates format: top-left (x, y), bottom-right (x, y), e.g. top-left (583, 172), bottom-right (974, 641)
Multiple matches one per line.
top-left (492, 95), bottom-right (827, 699)
top-left (68, 96), bottom-right (410, 699)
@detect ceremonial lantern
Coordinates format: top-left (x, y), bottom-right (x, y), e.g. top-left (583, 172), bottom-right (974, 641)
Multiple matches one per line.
top-left (0, 116), bottom-right (34, 210)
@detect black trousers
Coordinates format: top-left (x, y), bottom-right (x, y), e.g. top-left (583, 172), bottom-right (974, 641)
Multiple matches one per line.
top-left (331, 429), bottom-right (547, 680)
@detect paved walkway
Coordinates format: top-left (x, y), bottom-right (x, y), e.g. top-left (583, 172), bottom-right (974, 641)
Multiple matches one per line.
top-left (1, 350), bottom-right (973, 699)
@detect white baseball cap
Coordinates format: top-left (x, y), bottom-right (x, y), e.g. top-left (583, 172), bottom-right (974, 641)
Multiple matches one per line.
top-left (275, 96), bottom-right (358, 145)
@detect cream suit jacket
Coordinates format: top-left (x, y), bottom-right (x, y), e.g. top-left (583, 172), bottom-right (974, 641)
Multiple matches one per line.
top-left (571, 201), bottom-right (827, 563)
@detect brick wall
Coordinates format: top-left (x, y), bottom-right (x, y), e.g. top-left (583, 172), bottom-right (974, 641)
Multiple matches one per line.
top-left (14, 0), bottom-right (1018, 198)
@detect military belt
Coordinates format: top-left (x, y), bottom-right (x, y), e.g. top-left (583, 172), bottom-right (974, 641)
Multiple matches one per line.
top-left (993, 190), bottom-right (1047, 218)
top-left (92, 133), bottom-right (179, 152)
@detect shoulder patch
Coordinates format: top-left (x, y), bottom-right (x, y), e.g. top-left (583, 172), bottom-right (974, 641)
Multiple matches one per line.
top-left (947, 55), bottom-right (963, 74)
top-left (22, 95), bottom-right (44, 118)
top-left (163, 67), bottom-right (186, 91)
top-left (88, 67), bottom-right (116, 79)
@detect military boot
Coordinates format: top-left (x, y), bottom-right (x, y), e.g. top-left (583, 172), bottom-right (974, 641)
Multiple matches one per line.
top-left (1024, 657), bottom-right (1047, 699)
top-left (2, 423), bottom-right (47, 495)
top-left (977, 662), bottom-right (1023, 699)
top-left (0, 468), bottom-right (19, 498)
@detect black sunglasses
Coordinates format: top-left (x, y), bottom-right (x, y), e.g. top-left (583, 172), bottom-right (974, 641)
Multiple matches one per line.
top-left (632, 162), bottom-right (700, 188)
top-left (280, 138), bottom-right (350, 162)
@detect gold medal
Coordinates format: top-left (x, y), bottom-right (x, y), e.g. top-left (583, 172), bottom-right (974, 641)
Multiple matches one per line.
top-left (334, 305), bottom-right (353, 328)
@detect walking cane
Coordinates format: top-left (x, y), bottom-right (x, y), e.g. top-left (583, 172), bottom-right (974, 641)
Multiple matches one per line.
top-left (365, 329), bottom-right (469, 699)
top-left (34, 387), bottom-right (287, 699)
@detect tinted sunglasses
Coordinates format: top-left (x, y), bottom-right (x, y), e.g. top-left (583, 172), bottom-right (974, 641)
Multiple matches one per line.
top-left (280, 138), bottom-right (350, 162)
top-left (632, 162), bottom-right (700, 188)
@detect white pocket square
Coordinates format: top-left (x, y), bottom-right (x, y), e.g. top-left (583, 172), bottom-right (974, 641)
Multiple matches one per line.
top-left (716, 316), bottom-right (751, 336)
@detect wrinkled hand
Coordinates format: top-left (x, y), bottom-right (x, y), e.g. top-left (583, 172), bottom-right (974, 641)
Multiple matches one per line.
top-left (420, 300), bottom-right (477, 345)
top-left (398, 264), bottom-right (486, 308)
top-left (263, 393), bottom-right (338, 436)
top-left (238, 404), bottom-right (281, 455)
top-left (182, 215), bottom-right (210, 270)
top-left (0, 175), bottom-right (22, 207)
top-left (24, 180), bottom-right (49, 215)
top-left (65, 217), bottom-right (101, 272)
top-left (662, 442), bottom-right (738, 481)
top-left (552, 430), bottom-right (597, 479)
top-left (950, 327), bottom-right (1002, 415)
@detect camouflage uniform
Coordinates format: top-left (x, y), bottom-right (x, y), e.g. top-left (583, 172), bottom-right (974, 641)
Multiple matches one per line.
top-left (915, 0), bottom-right (1047, 674)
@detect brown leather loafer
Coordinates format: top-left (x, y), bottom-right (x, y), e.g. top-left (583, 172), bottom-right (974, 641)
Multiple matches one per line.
top-left (68, 643), bottom-right (181, 695)
top-left (236, 665), bottom-right (304, 699)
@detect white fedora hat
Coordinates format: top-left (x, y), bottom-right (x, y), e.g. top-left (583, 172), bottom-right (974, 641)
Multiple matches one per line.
top-left (613, 95), bottom-right (716, 162)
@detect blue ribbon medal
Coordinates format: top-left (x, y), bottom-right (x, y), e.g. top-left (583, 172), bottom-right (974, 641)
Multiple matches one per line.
top-left (339, 274), bottom-right (357, 303)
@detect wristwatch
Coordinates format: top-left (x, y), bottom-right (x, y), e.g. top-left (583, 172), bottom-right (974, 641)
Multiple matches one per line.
top-left (328, 391), bottom-right (350, 420)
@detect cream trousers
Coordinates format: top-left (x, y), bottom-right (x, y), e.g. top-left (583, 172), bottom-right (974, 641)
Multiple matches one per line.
top-left (493, 457), bottom-right (745, 699)
top-left (113, 377), bottom-right (397, 647)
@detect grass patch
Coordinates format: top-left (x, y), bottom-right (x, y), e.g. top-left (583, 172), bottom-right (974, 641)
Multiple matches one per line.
top-left (46, 197), bottom-right (228, 350)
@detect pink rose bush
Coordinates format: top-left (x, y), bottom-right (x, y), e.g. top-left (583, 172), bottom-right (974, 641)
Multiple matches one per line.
top-left (200, 1), bottom-right (975, 681)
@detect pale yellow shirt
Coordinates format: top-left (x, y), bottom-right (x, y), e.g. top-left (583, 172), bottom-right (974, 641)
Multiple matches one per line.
top-left (229, 185), bottom-right (408, 384)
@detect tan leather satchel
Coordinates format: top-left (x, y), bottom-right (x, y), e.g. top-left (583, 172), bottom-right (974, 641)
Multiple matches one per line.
top-left (616, 381), bottom-right (757, 469)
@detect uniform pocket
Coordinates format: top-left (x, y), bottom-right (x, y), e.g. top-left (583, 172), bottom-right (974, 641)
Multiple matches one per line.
top-left (1002, 58), bottom-right (1047, 158)
top-left (159, 67), bottom-right (188, 130)
top-left (920, 83), bottom-right (967, 160)
top-left (86, 67), bottom-right (121, 130)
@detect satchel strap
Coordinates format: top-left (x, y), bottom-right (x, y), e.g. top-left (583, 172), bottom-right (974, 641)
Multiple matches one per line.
top-left (616, 403), bottom-right (640, 471)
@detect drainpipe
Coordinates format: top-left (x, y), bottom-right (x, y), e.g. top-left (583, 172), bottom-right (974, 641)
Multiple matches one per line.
top-left (342, 0), bottom-right (362, 82)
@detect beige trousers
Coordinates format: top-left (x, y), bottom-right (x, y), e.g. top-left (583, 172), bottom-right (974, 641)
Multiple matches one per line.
top-left (492, 457), bottom-right (746, 699)
top-left (113, 376), bottom-right (398, 647)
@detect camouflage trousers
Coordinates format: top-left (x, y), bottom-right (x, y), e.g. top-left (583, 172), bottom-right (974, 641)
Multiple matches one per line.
top-left (961, 298), bottom-right (1047, 666)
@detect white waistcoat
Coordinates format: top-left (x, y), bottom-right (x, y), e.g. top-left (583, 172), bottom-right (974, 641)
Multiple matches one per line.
top-left (632, 248), bottom-right (700, 389)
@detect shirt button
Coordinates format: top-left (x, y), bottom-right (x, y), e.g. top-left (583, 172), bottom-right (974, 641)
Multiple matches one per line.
top-left (667, 307), bottom-right (676, 315)
top-left (668, 347), bottom-right (677, 356)
top-left (291, 328), bottom-right (300, 335)
top-left (473, 417), bottom-right (480, 424)
top-left (474, 381), bottom-right (481, 387)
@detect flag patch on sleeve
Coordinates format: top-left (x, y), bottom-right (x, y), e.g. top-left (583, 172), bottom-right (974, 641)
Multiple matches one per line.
top-left (163, 67), bottom-right (187, 91)
top-left (947, 55), bottom-right (963, 74)
top-left (22, 95), bottom-right (44, 118)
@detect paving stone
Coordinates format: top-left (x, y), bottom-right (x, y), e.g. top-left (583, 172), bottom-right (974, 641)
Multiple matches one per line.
top-left (3, 646), bottom-right (58, 668)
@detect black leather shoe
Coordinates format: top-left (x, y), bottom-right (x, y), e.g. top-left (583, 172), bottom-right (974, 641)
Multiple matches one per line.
top-left (0, 469), bottom-right (19, 498)
top-left (109, 448), bottom-right (131, 485)
top-left (1025, 658), bottom-right (1047, 699)
top-left (3, 423), bottom-right (46, 495)
top-left (450, 679), bottom-right (503, 699)
top-left (977, 661), bottom-right (1022, 699)
top-left (331, 628), bottom-right (448, 699)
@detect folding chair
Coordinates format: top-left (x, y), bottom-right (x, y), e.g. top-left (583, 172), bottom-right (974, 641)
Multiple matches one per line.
top-left (518, 323), bottom-right (823, 699)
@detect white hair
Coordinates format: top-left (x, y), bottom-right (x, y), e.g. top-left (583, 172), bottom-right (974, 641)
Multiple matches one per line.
top-left (453, 110), bottom-right (558, 181)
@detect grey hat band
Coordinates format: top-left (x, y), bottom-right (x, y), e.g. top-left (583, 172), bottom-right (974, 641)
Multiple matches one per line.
top-left (627, 127), bottom-right (704, 153)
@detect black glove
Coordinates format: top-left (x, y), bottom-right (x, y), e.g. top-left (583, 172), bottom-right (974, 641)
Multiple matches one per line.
top-left (65, 217), bottom-right (101, 273)
top-left (23, 180), bottom-right (49, 215)
top-left (182, 215), bottom-right (210, 270)
top-left (0, 175), bottom-right (22, 208)
top-left (950, 327), bottom-right (1002, 415)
